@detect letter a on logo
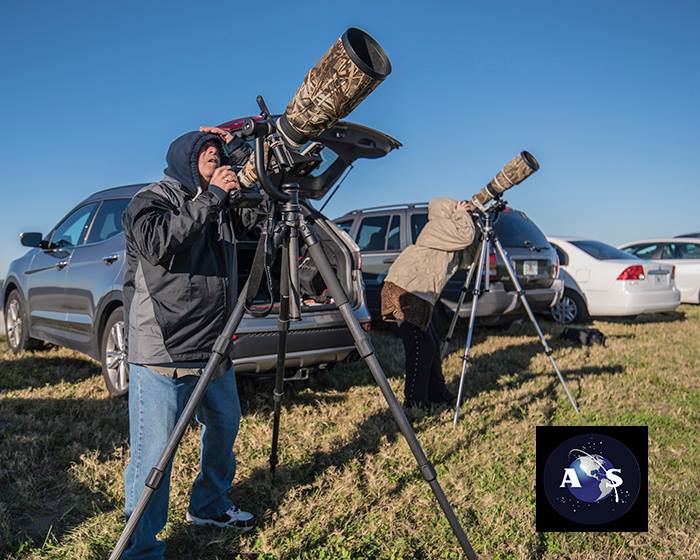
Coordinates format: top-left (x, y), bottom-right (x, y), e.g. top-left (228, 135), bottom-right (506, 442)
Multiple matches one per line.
top-left (560, 468), bottom-right (582, 487)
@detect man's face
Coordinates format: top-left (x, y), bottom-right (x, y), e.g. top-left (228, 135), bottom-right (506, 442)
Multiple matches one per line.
top-left (198, 141), bottom-right (221, 184)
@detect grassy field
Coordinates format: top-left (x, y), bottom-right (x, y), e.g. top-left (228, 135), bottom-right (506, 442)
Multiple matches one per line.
top-left (1, 306), bottom-right (699, 559)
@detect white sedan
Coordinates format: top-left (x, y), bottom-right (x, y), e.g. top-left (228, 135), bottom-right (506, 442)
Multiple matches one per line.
top-left (618, 238), bottom-right (700, 304)
top-left (547, 237), bottom-right (680, 324)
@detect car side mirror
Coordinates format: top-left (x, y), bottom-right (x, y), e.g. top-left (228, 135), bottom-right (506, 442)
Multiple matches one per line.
top-left (20, 232), bottom-right (46, 248)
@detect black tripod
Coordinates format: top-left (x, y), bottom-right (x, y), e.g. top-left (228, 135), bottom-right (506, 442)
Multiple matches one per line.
top-left (110, 116), bottom-right (478, 559)
top-left (439, 199), bottom-right (580, 427)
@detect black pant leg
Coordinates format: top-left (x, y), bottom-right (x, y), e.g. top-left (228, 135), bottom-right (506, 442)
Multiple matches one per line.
top-left (427, 320), bottom-right (448, 401)
top-left (398, 321), bottom-right (435, 406)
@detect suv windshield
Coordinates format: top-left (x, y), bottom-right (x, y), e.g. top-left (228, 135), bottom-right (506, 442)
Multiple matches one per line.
top-left (571, 240), bottom-right (636, 260)
top-left (493, 210), bottom-right (548, 248)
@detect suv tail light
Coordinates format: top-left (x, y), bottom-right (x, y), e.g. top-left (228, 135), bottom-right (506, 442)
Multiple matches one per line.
top-left (353, 248), bottom-right (362, 270)
top-left (554, 253), bottom-right (560, 278)
top-left (488, 251), bottom-right (497, 283)
top-left (671, 265), bottom-right (675, 280)
top-left (617, 265), bottom-right (645, 281)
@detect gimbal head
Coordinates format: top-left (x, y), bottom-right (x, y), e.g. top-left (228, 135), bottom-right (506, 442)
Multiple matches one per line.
top-left (231, 96), bottom-right (325, 204)
top-left (468, 194), bottom-right (508, 218)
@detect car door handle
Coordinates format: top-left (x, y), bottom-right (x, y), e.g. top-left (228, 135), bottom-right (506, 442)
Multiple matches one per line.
top-left (383, 257), bottom-right (396, 264)
top-left (56, 260), bottom-right (69, 269)
top-left (102, 254), bottom-right (119, 265)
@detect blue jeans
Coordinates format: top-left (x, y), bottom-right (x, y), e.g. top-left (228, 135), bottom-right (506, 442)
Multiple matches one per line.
top-left (123, 364), bottom-right (241, 560)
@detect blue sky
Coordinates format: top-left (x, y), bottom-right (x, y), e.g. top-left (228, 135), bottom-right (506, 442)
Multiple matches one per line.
top-left (1, 0), bottom-right (698, 274)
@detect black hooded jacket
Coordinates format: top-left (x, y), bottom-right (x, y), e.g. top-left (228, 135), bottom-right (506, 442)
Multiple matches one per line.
top-left (122, 131), bottom-right (261, 364)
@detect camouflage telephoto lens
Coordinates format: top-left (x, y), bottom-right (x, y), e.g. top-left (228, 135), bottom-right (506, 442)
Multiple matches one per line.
top-left (467, 151), bottom-right (540, 211)
top-left (276, 28), bottom-right (392, 148)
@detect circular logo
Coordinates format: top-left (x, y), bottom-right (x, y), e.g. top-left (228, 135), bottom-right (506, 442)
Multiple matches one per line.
top-left (543, 433), bottom-right (641, 525)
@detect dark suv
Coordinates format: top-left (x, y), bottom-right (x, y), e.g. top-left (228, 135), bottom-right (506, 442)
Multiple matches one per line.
top-left (3, 119), bottom-right (400, 396)
top-left (334, 203), bottom-right (563, 323)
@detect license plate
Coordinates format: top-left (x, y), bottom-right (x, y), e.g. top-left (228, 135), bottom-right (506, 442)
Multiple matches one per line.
top-left (523, 260), bottom-right (538, 276)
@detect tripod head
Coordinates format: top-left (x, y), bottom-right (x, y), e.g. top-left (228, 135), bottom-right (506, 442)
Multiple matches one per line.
top-left (226, 95), bottom-right (328, 205)
top-left (467, 194), bottom-right (509, 234)
top-left (468, 194), bottom-right (507, 217)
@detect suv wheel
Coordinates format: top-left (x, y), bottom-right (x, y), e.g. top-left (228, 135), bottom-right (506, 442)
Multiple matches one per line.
top-left (4, 291), bottom-right (45, 353)
top-left (551, 289), bottom-right (589, 325)
top-left (101, 307), bottom-right (129, 396)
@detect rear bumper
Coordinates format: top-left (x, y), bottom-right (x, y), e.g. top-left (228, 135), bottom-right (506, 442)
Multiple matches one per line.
top-left (442, 279), bottom-right (563, 318)
top-left (230, 303), bottom-right (369, 374)
top-left (589, 286), bottom-right (681, 316)
top-left (231, 326), bottom-right (358, 373)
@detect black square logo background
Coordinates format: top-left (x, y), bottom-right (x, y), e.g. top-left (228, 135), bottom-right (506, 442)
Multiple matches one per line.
top-left (536, 426), bottom-right (648, 532)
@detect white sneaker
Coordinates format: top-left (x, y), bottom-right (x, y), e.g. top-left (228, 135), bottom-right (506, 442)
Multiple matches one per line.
top-left (186, 505), bottom-right (255, 531)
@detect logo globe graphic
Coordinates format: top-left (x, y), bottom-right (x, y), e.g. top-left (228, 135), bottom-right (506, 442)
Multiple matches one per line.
top-left (566, 451), bottom-right (618, 503)
top-left (540, 430), bottom-right (646, 529)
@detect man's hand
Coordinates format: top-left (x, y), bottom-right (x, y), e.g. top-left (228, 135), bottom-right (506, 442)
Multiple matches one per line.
top-left (210, 166), bottom-right (240, 193)
top-left (200, 126), bottom-right (234, 144)
top-left (455, 200), bottom-right (469, 213)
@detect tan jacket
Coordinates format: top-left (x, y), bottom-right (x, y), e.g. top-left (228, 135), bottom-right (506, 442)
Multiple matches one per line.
top-left (384, 197), bottom-right (476, 307)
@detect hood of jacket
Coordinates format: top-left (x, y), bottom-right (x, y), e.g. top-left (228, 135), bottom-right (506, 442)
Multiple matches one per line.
top-left (416, 197), bottom-right (474, 251)
top-left (383, 196), bottom-right (476, 307)
top-left (163, 131), bottom-right (223, 194)
top-left (427, 197), bottom-right (457, 221)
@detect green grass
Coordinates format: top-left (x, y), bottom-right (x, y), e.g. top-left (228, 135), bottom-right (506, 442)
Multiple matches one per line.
top-left (1, 306), bottom-right (699, 559)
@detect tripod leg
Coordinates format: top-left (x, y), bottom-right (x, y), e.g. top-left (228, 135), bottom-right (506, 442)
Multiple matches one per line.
top-left (109, 288), bottom-right (250, 560)
top-left (440, 259), bottom-right (477, 359)
top-left (453, 238), bottom-right (488, 427)
top-left (298, 222), bottom-right (478, 560)
top-left (492, 238), bottom-right (580, 413)
top-left (288, 224), bottom-right (301, 321)
top-left (270, 240), bottom-right (291, 475)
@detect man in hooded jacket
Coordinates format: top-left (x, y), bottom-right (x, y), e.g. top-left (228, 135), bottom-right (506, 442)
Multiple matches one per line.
top-left (381, 197), bottom-right (476, 409)
top-left (121, 127), bottom-right (261, 559)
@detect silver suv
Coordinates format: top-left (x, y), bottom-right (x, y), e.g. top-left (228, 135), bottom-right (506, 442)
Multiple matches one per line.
top-left (3, 120), bottom-right (400, 396)
top-left (334, 203), bottom-right (563, 324)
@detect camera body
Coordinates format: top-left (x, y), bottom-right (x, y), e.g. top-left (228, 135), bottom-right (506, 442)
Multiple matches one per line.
top-left (228, 186), bottom-right (264, 208)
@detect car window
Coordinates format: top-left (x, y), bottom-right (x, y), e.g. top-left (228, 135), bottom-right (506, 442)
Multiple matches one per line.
top-left (411, 212), bottom-right (428, 243)
top-left (335, 219), bottom-right (354, 235)
top-left (570, 240), bottom-right (636, 260)
top-left (551, 243), bottom-right (569, 266)
top-left (662, 242), bottom-right (700, 260)
top-left (661, 244), bottom-right (677, 259)
top-left (357, 215), bottom-right (390, 251)
top-left (493, 210), bottom-right (548, 248)
top-left (387, 215), bottom-right (401, 250)
top-left (676, 243), bottom-right (700, 259)
top-left (626, 243), bottom-right (661, 259)
top-left (51, 203), bottom-right (99, 248)
top-left (87, 199), bottom-right (130, 244)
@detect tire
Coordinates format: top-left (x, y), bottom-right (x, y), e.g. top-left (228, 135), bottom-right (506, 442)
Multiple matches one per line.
top-left (4, 290), bottom-right (45, 353)
top-left (551, 288), bottom-right (590, 325)
top-left (101, 307), bottom-right (129, 397)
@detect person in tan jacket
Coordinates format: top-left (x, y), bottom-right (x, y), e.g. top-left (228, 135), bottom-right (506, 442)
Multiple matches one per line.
top-left (381, 197), bottom-right (476, 408)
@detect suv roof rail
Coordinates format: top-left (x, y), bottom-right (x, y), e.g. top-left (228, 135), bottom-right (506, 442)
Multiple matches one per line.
top-left (338, 202), bottom-right (429, 216)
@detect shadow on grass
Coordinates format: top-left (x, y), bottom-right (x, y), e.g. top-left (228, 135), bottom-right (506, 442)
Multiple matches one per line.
top-left (0, 352), bottom-right (101, 391)
top-left (0, 394), bottom-right (128, 555)
top-left (446, 337), bottom-right (625, 413)
top-left (601, 310), bottom-right (687, 324)
top-left (165, 407), bottom-right (405, 559)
